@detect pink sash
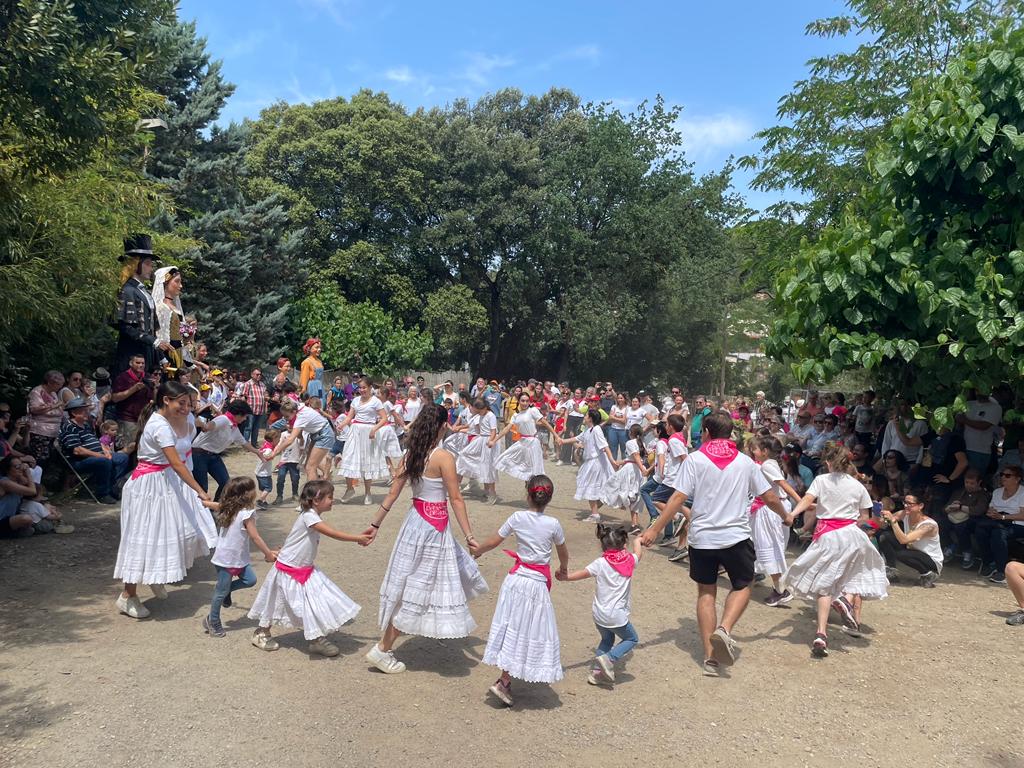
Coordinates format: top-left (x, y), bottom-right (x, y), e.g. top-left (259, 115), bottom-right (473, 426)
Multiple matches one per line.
top-left (225, 566), bottom-right (246, 577)
top-left (504, 549), bottom-right (552, 591)
top-left (275, 560), bottom-right (314, 584)
top-left (413, 497), bottom-right (449, 532)
top-left (130, 449), bottom-right (193, 480)
top-left (698, 439), bottom-right (739, 470)
top-left (603, 549), bottom-right (636, 577)
top-left (812, 518), bottom-right (856, 542)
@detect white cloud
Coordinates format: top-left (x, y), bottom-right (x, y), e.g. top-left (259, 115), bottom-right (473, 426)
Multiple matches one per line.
top-left (458, 52), bottom-right (516, 86)
top-left (675, 113), bottom-right (755, 160)
top-left (558, 44), bottom-right (600, 64)
top-left (384, 66), bottom-right (415, 84)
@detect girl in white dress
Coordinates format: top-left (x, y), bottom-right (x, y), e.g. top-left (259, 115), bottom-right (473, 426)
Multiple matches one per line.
top-left (783, 442), bottom-right (889, 658)
top-left (442, 391), bottom-right (473, 456)
top-left (456, 398), bottom-right (501, 505)
top-left (363, 402), bottom-right (488, 675)
top-left (601, 425), bottom-right (651, 534)
top-left (248, 480), bottom-right (367, 657)
top-left (559, 409), bottom-right (618, 522)
top-left (492, 394), bottom-right (556, 483)
top-left (749, 435), bottom-right (802, 606)
top-left (375, 387), bottom-right (407, 483)
top-left (335, 378), bottom-right (389, 505)
top-left (113, 381), bottom-right (216, 619)
top-left (473, 475), bottom-right (568, 707)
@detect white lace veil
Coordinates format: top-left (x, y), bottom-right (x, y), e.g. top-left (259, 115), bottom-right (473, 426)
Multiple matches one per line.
top-left (152, 266), bottom-right (184, 317)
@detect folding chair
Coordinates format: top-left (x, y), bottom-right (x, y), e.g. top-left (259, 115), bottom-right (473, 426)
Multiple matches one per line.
top-left (51, 441), bottom-right (100, 504)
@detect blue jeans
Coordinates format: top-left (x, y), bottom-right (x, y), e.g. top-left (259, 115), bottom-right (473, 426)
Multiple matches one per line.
top-left (208, 564), bottom-right (257, 626)
top-left (608, 428), bottom-right (628, 460)
top-left (976, 518), bottom-right (1024, 573)
top-left (596, 621), bottom-right (638, 662)
top-left (192, 450), bottom-right (229, 500)
top-left (639, 478), bottom-right (676, 537)
top-left (691, 434), bottom-right (702, 449)
top-left (277, 463), bottom-right (300, 498)
top-left (74, 452), bottom-right (130, 497)
top-left (243, 413), bottom-right (266, 447)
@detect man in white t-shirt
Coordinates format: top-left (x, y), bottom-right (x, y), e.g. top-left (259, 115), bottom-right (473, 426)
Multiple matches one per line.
top-left (637, 391), bottom-right (661, 451)
top-left (192, 400), bottom-right (264, 500)
top-left (640, 412), bottom-right (789, 676)
top-left (879, 400), bottom-right (929, 465)
top-left (957, 389), bottom-right (1002, 471)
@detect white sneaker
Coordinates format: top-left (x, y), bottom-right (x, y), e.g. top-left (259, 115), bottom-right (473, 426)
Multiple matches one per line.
top-left (366, 644), bottom-right (406, 674)
top-left (251, 630), bottom-right (280, 651)
top-left (595, 653), bottom-right (615, 682)
top-left (555, 460), bottom-right (564, 466)
top-left (150, 584), bottom-right (168, 599)
top-left (116, 593), bottom-right (150, 619)
top-left (340, 488), bottom-right (355, 502)
top-left (486, 495), bottom-right (498, 505)
top-left (308, 637), bottom-right (340, 657)
top-left (363, 493), bottom-right (373, 506)
top-left (586, 512), bottom-right (601, 522)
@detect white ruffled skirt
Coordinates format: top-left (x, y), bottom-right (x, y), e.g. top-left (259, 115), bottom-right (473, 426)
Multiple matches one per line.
top-left (376, 425), bottom-right (405, 460)
top-left (783, 524), bottom-right (889, 600)
top-left (575, 454), bottom-right (614, 501)
top-left (456, 436), bottom-right (499, 484)
top-left (378, 509), bottom-right (489, 637)
top-left (483, 572), bottom-right (563, 683)
top-left (113, 468), bottom-right (216, 585)
top-left (338, 422), bottom-right (389, 480)
top-left (494, 437), bottom-right (544, 482)
top-left (601, 463), bottom-right (642, 511)
top-left (442, 431), bottom-right (469, 456)
top-left (752, 502), bottom-right (790, 576)
top-left (248, 565), bottom-right (361, 640)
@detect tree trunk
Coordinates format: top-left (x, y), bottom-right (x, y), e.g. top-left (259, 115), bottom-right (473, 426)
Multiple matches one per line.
top-left (484, 274), bottom-right (502, 374)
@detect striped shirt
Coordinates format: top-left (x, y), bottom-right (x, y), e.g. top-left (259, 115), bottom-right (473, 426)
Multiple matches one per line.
top-left (59, 421), bottom-right (102, 456)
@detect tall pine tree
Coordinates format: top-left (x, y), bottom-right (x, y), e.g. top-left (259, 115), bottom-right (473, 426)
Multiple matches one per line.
top-left (141, 18), bottom-right (304, 366)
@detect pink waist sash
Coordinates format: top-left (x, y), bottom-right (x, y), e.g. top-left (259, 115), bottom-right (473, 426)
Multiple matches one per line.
top-left (275, 560), bottom-right (314, 584)
top-left (225, 566), bottom-right (246, 577)
top-left (812, 518), bottom-right (856, 542)
top-left (130, 449), bottom-right (193, 480)
top-left (413, 498), bottom-right (449, 532)
top-left (504, 549), bottom-right (552, 591)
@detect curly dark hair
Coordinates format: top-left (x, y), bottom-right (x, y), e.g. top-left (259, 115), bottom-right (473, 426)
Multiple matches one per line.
top-left (214, 476), bottom-right (257, 528)
top-left (401, 401), bottom-right (447, 484)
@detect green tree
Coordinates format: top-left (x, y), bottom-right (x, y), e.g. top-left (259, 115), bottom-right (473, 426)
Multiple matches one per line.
top-left (771, 25), bottom-right (1024, 415)
top-left (422, 284), bottom-right (489, 367)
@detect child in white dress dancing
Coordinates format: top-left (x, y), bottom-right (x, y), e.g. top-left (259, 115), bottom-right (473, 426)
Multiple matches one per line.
top-left (456, 398), bottom-right (500, 504)
top-left (749, 435), bottom-right (802, 606)
top-left (472, 475), bottom-right (568, 707)
top-left (557, 523), bottom-right (643, 686)
top-left (558, 408), bottom-right (617, 522)
top-left (492, 394), bottom-right (557, 484)
top-left (248, 480), bottom-right (368, 657)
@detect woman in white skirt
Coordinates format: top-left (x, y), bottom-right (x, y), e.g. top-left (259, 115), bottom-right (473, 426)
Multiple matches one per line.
top-left (492, 393), bottom-right (556, 484)
top-left (456, 397), bottom-right (500, 504)
top-left (750, 434), bottom-right (802, 606)
top-left (601, 424), bottom-right (651, 534)
top-left (376, 386), bottom-right (407, 483)
top-left (249, 479), bottom-right (367, 657)
top-left (362, 402), bottom-right (488, 675)
top-left (113, 381), bottom-right (216, 619)
top-left (442, 391), bottom-right (473, 456)
top-left (472, 475), bottom-right (568, 706)
top-left (558, 408), bottom-right (618, 522)
top-left (335, 378), bottom-right (389, 505)
top-left (783, 442), bottom-right (889, 658)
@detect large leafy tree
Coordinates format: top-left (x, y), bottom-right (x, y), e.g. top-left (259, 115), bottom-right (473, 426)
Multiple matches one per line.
top-left (771, 25), bottom-right (1024, 414)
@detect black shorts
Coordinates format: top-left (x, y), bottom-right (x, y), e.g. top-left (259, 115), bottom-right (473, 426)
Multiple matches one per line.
top-left (689, 538), bottom-right (755, 589)
top-left (651, 483), bottom-right (674, 503)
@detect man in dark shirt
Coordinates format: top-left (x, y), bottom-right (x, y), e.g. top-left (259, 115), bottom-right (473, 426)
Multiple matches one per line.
top-left (59, 398), bottom-right (130, 503)
top-left (111, 354), bottom-right (155, 446)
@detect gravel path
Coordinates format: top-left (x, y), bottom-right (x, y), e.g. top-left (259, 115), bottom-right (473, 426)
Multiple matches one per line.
top-left (2, 450), bottom-right (1021, 768)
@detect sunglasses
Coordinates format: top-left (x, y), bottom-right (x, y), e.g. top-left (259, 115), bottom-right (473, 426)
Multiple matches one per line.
top-left (1001, 472), bottom-right (1019, 478)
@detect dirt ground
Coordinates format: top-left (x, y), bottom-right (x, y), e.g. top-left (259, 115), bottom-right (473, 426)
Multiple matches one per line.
top-left (2, 448), bottom-right (1022, 768)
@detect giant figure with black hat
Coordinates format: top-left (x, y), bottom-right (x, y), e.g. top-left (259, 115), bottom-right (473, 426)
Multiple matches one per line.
top-left (114, 234), bottom-right (170, 375)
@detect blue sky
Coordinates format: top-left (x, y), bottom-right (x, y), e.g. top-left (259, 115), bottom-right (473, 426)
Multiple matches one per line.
top-left (179, 0), bottom-right (852, 212)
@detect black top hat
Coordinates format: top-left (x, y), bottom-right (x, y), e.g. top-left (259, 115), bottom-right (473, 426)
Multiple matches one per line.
top-left (120, 234), bottom-right (155, 261)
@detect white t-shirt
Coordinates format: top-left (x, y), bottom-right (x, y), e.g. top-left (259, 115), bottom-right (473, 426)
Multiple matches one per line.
top-left (276, 509), bottom-right (323, 567)
top-left (964, 398), bottom-right (1002, 454)
top-left (473, 411), bottom-right (497, 437)
top-left (672, 448), bottom-right (770, 549)
top-left (513, 407), bottom-right (542, 437)
top-left (567, 399), bottom-right (585, 418)
top-left (990, 486), bottom-right (1024, 527)
top-left (192, 414), bottom-right (247, 454)
top-left (624, 438), bottom-right (641, 459)
top-left (609, 405), bottom-right (627, 430)
top-left (212, 508), bottom-right (256, 568)
top-left (333, 414), bottom-right (351, 441)
top-left (292, 404), bottom-right (329, 436)
top-left (760, 458), bottom-right (785, 495)
top-left (585, 552), bottom-right (637, 628)
top-left (661, 396), bottom-right (675, 413)
top-left (498, 511), bottom-right (565, 582)
top-left (556, 398), bottom-right (571, 416)
top-left (806, 472), bottom-right (872, 520)
top-left (137, 413), bottom-right (192, 464)
top-left (350, 396), bottom-right (384, 424)
top-left (654, 439), bottom-right (669, 483)
top-left (401, 398), bottom-right (423, 425)
top-left (907, 518), bottom-right (943, 572)
top-left (665, 434), bottom-right (689, 488)
top-left (280, 428), bottom-right (303, 464)
top-left (255, 447), bottom-right (274, 477)
top-left (581, 425), bottom-right (609, 459)
top-left (625, 406), bottom-right (645, 429)
top-left (880, 419), bottom-right (929, 463)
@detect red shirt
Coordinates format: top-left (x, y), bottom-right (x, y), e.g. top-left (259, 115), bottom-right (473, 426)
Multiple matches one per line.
top-left (113, 369), bottom-right (153, 422)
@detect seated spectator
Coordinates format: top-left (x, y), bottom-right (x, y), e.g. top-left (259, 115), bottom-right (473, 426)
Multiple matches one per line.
top-left (781, 442), bottom-right (814, 495)
top-left (98, 419), bottom-right (134, 455)
top-left (996, 436), bottom-right (1024, 486)
top-left (1005, 561), bottom-right (1024, 626)
top-left (0, 455), bottom-right (71, 536)
top-left (879, 492), bottom-right (943, 587)
top-left (873, 449), bottom-right (909, 501)
top-left (850, 442), bottom-right (873, 477)
top-left (0, 405), bottom-right (43, 484)
top-left (837, 417), bottom-right (858, 449)
top-left (945, 468), bottom-right (991, 569)
top-left (976, 464), bottom-right (1024, 584)
top-left (58, 398), bottom-right (130, 504)
top-left (27, 370), bottom-right (65, 465)
top-left (58, 370), bottom-right (86, 408)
